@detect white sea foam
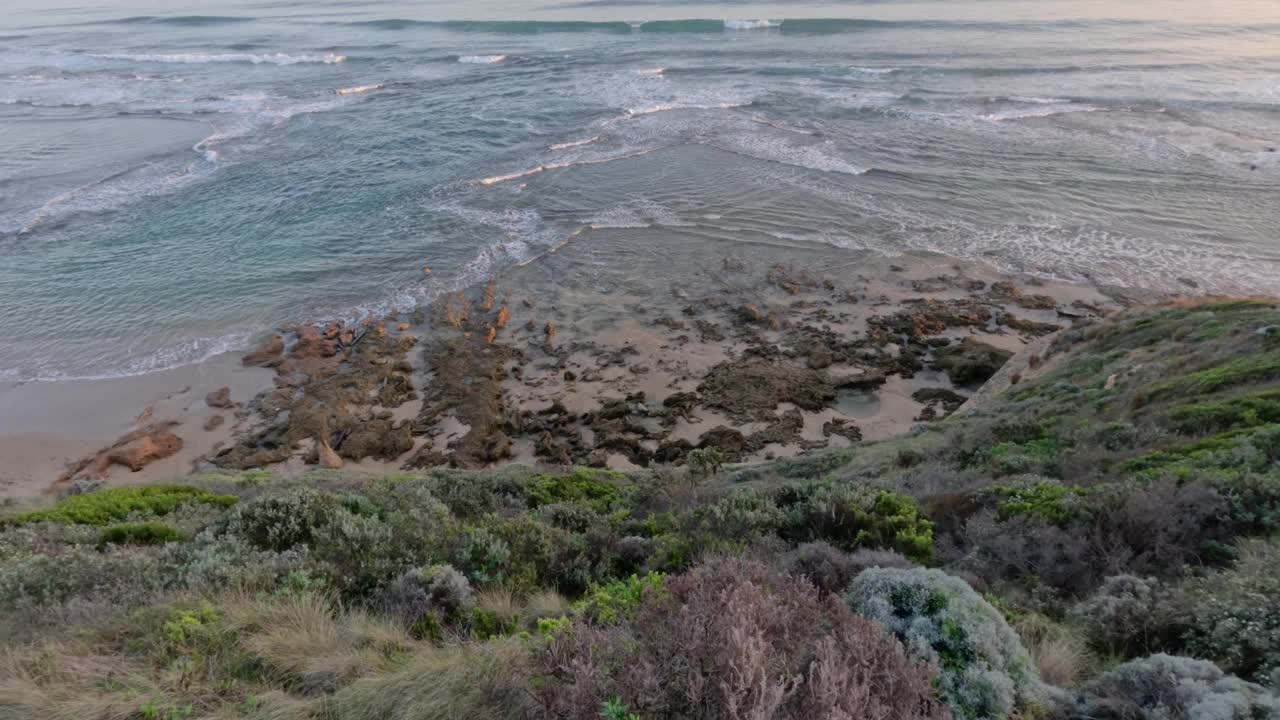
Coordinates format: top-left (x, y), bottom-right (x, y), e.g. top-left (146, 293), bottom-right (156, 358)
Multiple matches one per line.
top-left (716, 133), bottom-right (869, 176)
top-left (1007, 95), bottom-right (1071, 104)
top-left (549, 135), bottom-right (600, 151)
top-left (477, 148), bottom-right (660, 186)
top-left (724, 19), bottom-right (779, 30)
top-left (851, 67), bottom-right (899, 75)
top-left (16, 331), bottom-right (254, 383)
top-left (634, 67), bottom-right (665, 76)
top-left (93, 51), bottom-right (346, 65)
top-left (18, 161), bottom-right (209, 234)
top-left (335, 83), bottom-right (384, 95)
top-left (458, 54), bottom-right (507, 64)
top-left (979, 105), bottom-right (1102, 122)
top-left (625, 101), bottom-right (750, 117)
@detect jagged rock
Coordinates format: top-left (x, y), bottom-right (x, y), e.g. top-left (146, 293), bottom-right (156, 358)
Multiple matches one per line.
top-left (934, 338), bottom-right (1014, 385)
top-left (242, 334), bottom-right (284, 367)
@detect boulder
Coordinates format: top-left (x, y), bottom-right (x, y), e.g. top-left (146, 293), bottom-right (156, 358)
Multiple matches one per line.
top-left (205, 386), bottom-right (232, 408)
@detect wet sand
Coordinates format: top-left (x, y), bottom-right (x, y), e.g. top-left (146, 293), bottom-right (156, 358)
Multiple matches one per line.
top-left (0, 354), bottom-right (273, 497)
top-left (0, 229), bottom-right (1150, 499)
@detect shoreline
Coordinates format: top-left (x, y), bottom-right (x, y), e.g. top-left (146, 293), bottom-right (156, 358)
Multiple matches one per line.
top-left (0, 242), bottom-right (1156, 499)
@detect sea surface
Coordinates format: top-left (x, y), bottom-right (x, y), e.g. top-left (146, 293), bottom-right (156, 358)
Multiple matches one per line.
top-left (2, 0), bottom-right (1278, 381)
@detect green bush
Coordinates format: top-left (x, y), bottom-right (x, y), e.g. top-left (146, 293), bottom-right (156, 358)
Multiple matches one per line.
top-left (8, 486), bottom-right (235, 526)
top-left (454, 527), bottom-right (511, 586)
top-left (691, 487), bottom-right (786, 539)
top-left (572, 572), bottom-right (665, 624)
top-left (100, 522), bottom-right (184, 547)
top-left (525, 469), bottom-right (622, 513)
top-left (1177, 538), bottom-right (1280, 684)
top-left (778, 484), bottom-right (934, 562)
top-left (1166, 390), bottom-right (1280, 435)
top-left (222, 487), bottom-right (341, 551)
top-left (989, 480), bottom-right (1087, 526)
top-left (845, 567), bottom-right (1043, 720)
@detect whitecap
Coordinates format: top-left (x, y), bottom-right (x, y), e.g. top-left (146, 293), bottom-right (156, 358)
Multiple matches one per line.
top-left (93, 51), bottom-right (346, 65)
top-left (458, 54), bottom-right (507, 64)
top-left (1006, 95), bottom-right (1072, 104)
top-left (625, 101), bottom-right (750, 117)
top-left (478, 148), bottom-right (660, 186)
top-left (979, 105), bottom-right (1102, 122)
top-left (716, 134), bottom-right (869, 176)
top-left (724, 19), bottom-right (779, 30)
top-left (335, 83), bottom-right (384, 95)
top-left (549, 136), bottom-right (600, 151)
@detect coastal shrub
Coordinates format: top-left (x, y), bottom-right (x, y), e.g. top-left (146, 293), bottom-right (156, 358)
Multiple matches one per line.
top-left (518, 557), bottom-right (947, 720)
top-left (0, 545), bottom-right (168, 609)
top-left (989, 479), bottom-right (1086, 525)
top-left (454, 527), bottom-right (511, 586)
top-left (525, 469), bottom-right (622, 513)
top-left (783, 542), bottom-right (916, 594)
top-left (691, 487), bottom-right (786, 539)
top-left (223, 487), bottom-right (341, 551)
top-left (99, 522), bottom-right (184, 547)
top-left (1148, 353), bottom-right (1280, 401)
top-left (313, 512), bottom-right (401, 597)
top-left (1065, 654), bottom-right (1280, 720)
top-left (1070, 574), bottom-right (1168, 656)
top-left (1176, 538), bottom-right (1280, 684)
top-left (845, 567), bottom-right (1042, 720)
top-left (165, 536), bottom-right (308, 596)
top-left (7, 485), bottom-right (236, 527)
top-left (381, 564), bottom-right (474, 639)
top-left (776, 483), bottom-right (934, 562)
top-left (571, 572), bottom-right (665, 624)
top-left (1166, 390), bottom-right (1280, 435)
top-left (782, 541), bottom-right (857, 594)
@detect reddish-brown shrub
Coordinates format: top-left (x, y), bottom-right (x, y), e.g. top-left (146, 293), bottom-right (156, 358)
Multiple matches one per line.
top-left (513, 557), bottom-right (948, 720)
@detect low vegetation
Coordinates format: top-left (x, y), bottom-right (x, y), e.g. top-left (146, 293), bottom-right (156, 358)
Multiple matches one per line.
top-left (2, 300), bottom-right (1278, 719)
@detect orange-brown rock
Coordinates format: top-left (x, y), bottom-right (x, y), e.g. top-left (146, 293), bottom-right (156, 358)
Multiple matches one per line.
top-left (242, 334), bottom-right (284, 367)
top-left (485, 325), bottom-right (497, 344)
top-left (205, 386), bottom-right (232, 408)
top-left (422, 264), bottom-right (432, 274)
top-left (108, 435), bottom-right (178, 471)
top-left (496, 306), bottom-right (510, 329)
top-left (290, 333), bottom-right (338, 360)
top-left (58, 423), bottom-right (185, 485)
top-left (376, 323), bottom-right (386, 338)
top-left (545, 321), bottom-right (556, 339)
top-left (317, 438), bottom-right (344, 469)
top-left (398, 323), bottom-right (410, 332)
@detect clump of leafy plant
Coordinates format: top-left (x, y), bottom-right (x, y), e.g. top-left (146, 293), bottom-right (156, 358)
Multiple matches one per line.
top-left (8, 486), bottom-right (235, 526)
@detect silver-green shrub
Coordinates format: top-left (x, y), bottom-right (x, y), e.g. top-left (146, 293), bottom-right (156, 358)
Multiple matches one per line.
top-left (845, 567), bottom-right (1044, 720)
top-left (1071, 574), bottom-right (1167, 655)
top-left (1071, 654), bottom-right (1279, 720)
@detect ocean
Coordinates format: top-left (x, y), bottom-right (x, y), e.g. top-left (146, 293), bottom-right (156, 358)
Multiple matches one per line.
top-left (2, 0), bottom-right (1278, 381)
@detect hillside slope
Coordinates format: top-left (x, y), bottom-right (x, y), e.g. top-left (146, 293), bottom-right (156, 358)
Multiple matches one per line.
top-left (2, 299), bottom-right (1278, 720)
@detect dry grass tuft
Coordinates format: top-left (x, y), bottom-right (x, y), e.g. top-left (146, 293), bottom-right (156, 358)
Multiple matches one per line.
top-left (1015, 614), bottom-right (1093, 688)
